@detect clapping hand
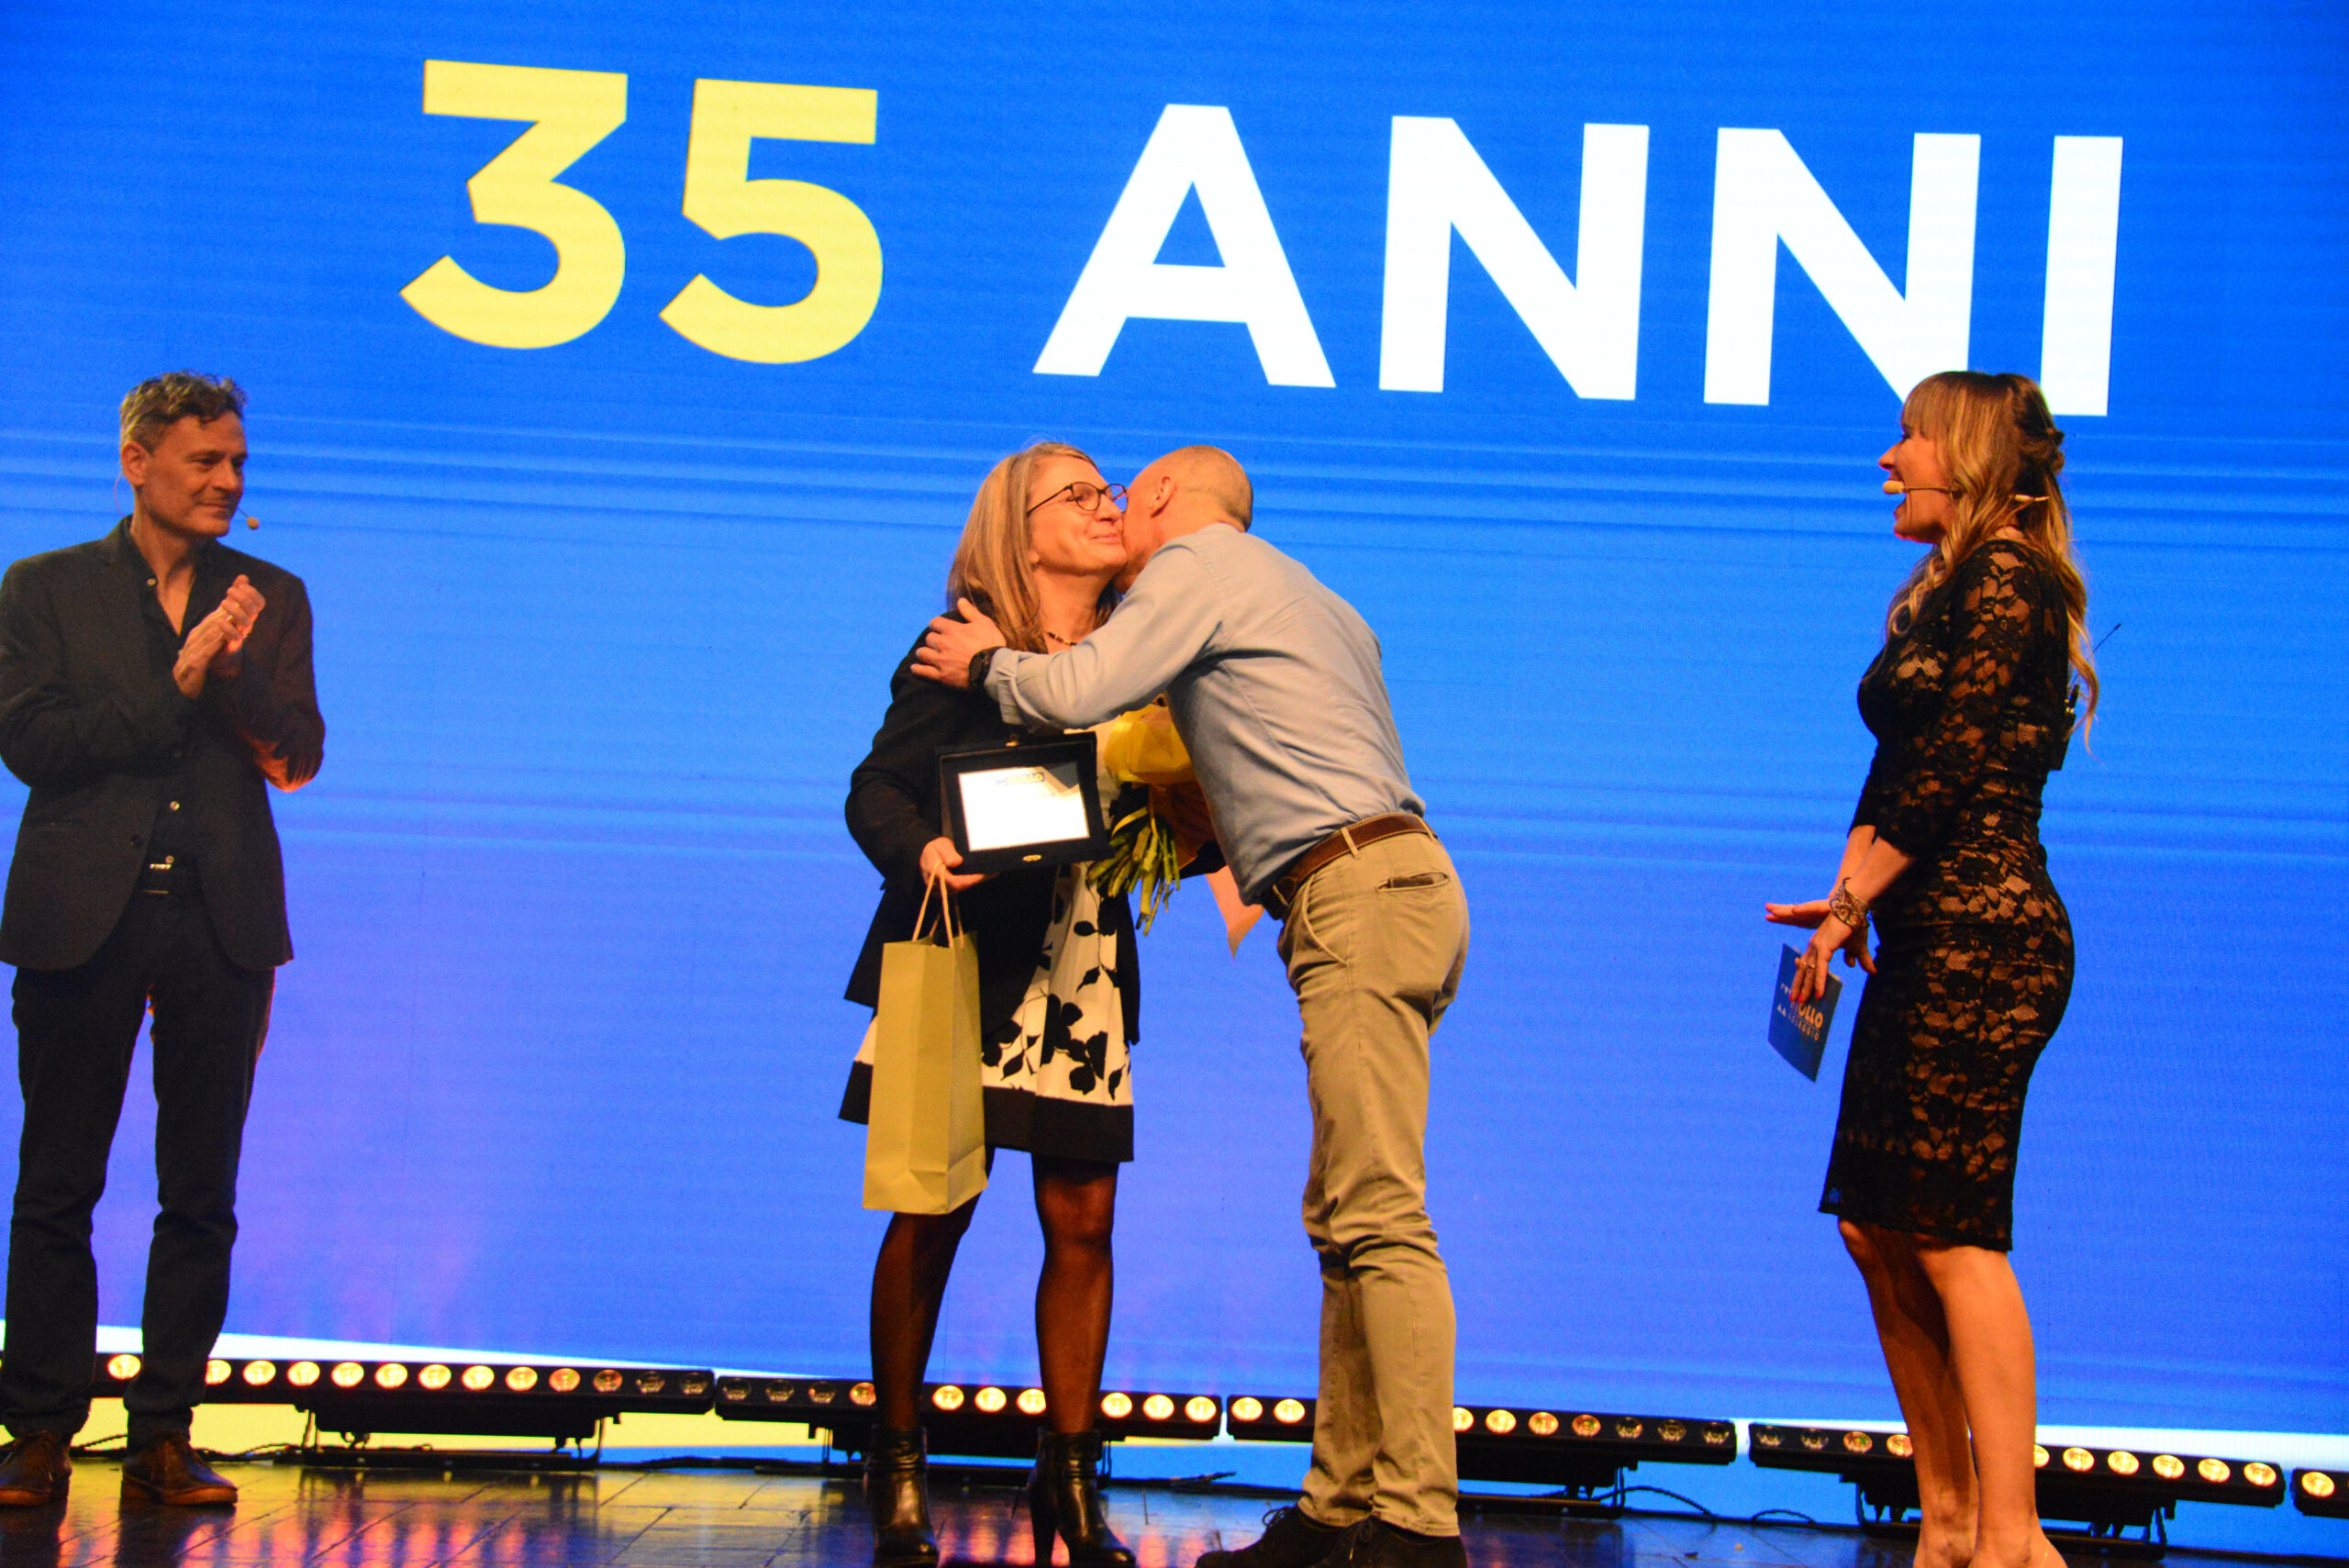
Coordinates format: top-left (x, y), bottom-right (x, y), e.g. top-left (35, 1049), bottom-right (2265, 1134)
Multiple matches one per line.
top-left (173, 575), bottom-right (265, 698)
top-left (1765, 897), bottom-right (1874, 1006)
top-left (910, 598), bottom-right (1007, 690)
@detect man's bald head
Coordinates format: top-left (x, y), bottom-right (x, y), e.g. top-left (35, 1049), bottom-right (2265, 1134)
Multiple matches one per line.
top-left (1155, 445), bottom-right (1252, 530)
top-left (1118, 445), bottom-right (1255, 588)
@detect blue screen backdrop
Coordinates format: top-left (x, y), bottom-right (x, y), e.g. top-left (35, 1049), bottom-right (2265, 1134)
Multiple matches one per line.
top-left (0, 0), bottom-right (2342, 1467)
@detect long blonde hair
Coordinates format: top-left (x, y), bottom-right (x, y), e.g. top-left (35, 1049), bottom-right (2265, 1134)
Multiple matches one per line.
top-left (945, 441), bottom-right (1119, 654)
top-left (1889, 371), bottom-right (2099, 732)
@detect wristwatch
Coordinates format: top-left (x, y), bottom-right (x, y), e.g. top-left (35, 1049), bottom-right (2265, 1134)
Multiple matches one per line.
top-left (967, 646), bottom-right (999, 690)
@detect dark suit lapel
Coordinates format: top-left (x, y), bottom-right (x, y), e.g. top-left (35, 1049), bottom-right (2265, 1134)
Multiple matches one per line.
top-left (97, 519), bottom-right (229, 643)
top-left (94, 520), bottom-right (159, 667)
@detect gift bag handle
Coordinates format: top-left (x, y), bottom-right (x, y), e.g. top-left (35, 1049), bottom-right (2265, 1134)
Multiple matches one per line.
top-left (912, 869), bottom-right (963, 946)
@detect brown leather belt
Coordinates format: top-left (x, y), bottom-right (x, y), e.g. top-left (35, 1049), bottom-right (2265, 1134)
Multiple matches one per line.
top-left (1262, 814), bottom-right (1433, 920)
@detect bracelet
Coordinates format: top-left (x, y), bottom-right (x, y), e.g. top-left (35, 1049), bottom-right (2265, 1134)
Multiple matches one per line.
top-left (1827, 879), bottom-right (1870, 929)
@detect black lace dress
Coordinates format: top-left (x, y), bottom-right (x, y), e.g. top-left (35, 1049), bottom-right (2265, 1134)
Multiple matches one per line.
top-left (1820, 539), bottom-right (2076, 1251)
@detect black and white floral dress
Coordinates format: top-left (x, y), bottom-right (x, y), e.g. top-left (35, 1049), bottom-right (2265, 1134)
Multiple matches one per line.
top-left (845, 862), bottom-right (1134, 1162)
top-left (838, 634), bottom-right (1141, 1166)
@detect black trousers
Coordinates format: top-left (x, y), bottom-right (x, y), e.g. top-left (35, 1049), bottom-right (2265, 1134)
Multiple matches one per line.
top-left (2, 889), bottom-right (271, 1444)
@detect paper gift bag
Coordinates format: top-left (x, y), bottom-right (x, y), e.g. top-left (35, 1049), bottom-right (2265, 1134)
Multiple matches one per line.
top-left (863, 879), bottom-right (989, 1214)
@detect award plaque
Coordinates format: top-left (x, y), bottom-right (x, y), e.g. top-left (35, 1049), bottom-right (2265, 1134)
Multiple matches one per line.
top-left (938, 734), bottom-right (1112, 874)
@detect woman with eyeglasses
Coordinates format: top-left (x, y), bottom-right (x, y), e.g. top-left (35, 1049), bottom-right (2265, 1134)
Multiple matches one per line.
top-left (1768, 372), bottom-right (2096, 1568)
top-left (840, 442), bottom-right (1141, 1568)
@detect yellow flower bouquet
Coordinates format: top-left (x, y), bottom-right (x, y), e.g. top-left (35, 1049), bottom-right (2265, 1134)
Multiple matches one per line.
top-left (1088, 701), bottom-right (1206, 930)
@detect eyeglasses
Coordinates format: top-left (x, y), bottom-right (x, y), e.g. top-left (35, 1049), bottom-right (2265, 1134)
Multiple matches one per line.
top-left (1026, 481), bottom-right (1127, 516)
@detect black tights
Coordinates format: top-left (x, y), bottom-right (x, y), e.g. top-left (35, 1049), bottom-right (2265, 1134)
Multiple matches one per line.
top-left (868, 1153), bottom-right (1118, 1433)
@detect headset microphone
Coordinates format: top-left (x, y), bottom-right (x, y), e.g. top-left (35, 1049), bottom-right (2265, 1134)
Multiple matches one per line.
top-left (1883, 481), bottom-right (2048, 505)
top-left (243, 514), bottom-right (259, 529)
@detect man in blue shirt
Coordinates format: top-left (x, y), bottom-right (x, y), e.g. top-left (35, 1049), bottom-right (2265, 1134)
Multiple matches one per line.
top-left (916, 447), bottom-right (1470, 1568)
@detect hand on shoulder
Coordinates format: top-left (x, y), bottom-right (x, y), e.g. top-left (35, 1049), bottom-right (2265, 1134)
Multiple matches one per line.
top-left (910, 597), bottom-right (1005, 689)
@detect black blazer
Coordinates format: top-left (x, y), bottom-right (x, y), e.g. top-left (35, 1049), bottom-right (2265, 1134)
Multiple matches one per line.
top-left (844, 633), bottom-right (1139, 1045)
top-left (0, 524), bottom-right (324, 973)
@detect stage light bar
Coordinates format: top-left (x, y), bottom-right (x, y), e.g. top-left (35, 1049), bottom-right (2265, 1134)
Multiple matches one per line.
top-left (1092, 1386), bottom-right (1221, 1439)
top-left (83, 1352), bottom-right (321, 1406)
top-left (1456, 1404), bottom-right (1736, 1492)
top-left (81, 1354), bottom-right (715, 1441)
top-left (1225, 1394), bottom-right (1317, 1440)
top-left (302, 1361), bottom-right (713, 1443)
top-left (1750, 1424), bottom-right (2286, 1532)
top-left (1227, 1394), bottom-right (1733, 1492)
top-left (2294, 1469), bottom-right (2349, 1519)
top-left (714, 1373), bottom-right (881, 1424)
top-left (714, 1376), bottom-right (1221, 1458)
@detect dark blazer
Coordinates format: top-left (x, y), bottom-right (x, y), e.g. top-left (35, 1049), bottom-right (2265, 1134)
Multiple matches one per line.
top-left (844, 633), bottom-right (1139, 1045)
top-left (0, 523), bottom-right (324, 973)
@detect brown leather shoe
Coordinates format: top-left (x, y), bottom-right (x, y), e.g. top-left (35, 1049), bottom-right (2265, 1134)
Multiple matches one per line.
top-left (119, 1431), bottom-right (236, 1507)
top-left (0, 1430), bottom-right (72, 1507)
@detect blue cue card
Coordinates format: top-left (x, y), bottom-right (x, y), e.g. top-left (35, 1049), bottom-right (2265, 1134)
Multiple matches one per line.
top-left (1768, 944), bottom-right (1844, 1081)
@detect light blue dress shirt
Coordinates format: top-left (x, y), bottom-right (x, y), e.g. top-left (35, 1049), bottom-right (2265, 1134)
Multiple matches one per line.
top-left (985, 523), bottom-right (1423, 904)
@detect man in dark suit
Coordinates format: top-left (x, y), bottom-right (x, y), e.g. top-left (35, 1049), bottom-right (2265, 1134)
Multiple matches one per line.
top-left (0, 373), bottom-right (323, 1507)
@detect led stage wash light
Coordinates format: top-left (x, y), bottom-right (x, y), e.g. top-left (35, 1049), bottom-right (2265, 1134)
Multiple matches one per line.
top-left (714, 1376), bottom-right (1221, 1458)
top-left (1751, 1424), bottom-right (2286, 1538)
top-left (1224, 1395), bottom-right (1317, 1439)
top-left (1229, 1396), bottom-right (1735, 1497)
top-left (2294, 1470), bottom-right (2348, 1520)
top-left (80, 1354), bottom-right (716, 1442)
top-left (83, 1351), bottom-right (328, 1405)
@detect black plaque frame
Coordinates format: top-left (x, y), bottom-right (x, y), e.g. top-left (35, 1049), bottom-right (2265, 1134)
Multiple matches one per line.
top-left (939, 734), bottom-right (1110, 874)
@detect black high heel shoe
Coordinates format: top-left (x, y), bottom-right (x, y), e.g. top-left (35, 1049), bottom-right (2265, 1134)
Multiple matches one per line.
top-left (864, 1426), bottom-right (940, 1568)
top-left (1029, 1429), bottom-right (1135, 1568)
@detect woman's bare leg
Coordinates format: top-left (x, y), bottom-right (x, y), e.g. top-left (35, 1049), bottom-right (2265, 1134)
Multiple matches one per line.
top-left (1916, 1243), bottom-right (2062, 1568)
top-left (1842, 1220), bottom-right (1978, 1568)
top-left (1032, 1155), bottom-right (1119, 1434)
top-left (871, 1198), bottom-right (981, 1430)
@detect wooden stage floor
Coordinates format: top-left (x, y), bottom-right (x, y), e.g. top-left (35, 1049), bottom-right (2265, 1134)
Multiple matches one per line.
top-left (0, 1462), bottom-right (2294, 1568)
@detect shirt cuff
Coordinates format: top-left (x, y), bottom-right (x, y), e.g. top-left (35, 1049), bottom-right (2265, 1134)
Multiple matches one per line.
top-left (984, 648), bottom-right (1033, 727)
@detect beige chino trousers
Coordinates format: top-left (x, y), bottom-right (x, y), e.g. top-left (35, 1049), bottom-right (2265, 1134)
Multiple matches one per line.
top-left (1276, 830), bottom-right (1470, 1538)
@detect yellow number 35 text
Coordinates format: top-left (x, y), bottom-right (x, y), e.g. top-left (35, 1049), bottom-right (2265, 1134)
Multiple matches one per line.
top-left (399, 61), bottom-right (883, 363)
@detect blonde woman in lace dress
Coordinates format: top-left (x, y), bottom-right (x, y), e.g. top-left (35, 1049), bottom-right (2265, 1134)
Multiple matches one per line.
top-left (1768, 372), bottom-right (2099, 1568)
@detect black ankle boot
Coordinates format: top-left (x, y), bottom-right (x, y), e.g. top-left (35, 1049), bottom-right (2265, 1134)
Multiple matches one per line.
top-left (1030, 1429), bottom-right (1135, 1568)
top-left (863, 1426), bottom-right (938, 1568)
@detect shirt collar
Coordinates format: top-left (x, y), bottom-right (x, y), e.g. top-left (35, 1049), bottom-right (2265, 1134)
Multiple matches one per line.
top-left (105, 516), bottom-right (226, 587)
top-left (107, 518), bottom-right (234, 642)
